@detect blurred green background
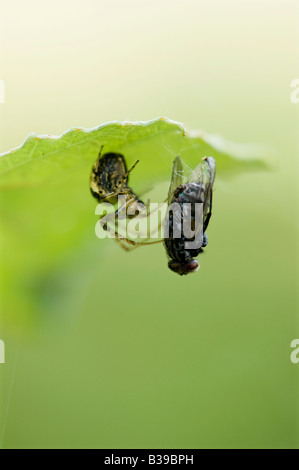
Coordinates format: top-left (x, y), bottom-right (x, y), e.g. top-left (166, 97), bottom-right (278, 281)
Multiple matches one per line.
top-left (0, 0), bottom-right (298, 449)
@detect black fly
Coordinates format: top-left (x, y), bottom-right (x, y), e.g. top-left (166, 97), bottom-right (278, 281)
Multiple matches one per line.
top-left (164, 156), bottom-right (216, 275)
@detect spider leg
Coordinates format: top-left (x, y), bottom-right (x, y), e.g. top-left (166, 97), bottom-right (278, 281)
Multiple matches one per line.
top-left (102, 217), bottom-right (163, 249)
top-left (100, 210), bottom-right (164, 251)
top-left (99, 193), bottom-right (168, 251)
top-left (117, 237), bottom-right (164, 251)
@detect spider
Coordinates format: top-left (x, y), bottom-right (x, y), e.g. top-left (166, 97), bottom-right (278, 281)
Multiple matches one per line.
top-left (90, 146), bottom-right (161, 249)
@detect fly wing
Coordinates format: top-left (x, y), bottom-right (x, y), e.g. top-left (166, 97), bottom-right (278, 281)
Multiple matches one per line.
top-left (203, 157), bottom-right (216, 231)
top-left (188, 157), bottom-right (214, 185)
top-left (188, 157), bottom-right (216, 232)
top-left (167, 156), bottom-right (185, 204)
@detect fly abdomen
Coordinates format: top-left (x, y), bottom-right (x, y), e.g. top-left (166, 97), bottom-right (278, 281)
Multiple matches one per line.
top-left (164, 182), bottom-right (206, 275)
top-left (164, 183), bottom-right (204, 255)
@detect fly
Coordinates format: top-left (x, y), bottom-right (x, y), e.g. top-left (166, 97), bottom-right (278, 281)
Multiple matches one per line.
top-left (164, 156), bottom-right (216, 275)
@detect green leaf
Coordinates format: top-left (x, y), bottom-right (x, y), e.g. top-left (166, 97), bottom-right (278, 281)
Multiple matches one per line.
top-left (0, 117), bottom-right (265, 189)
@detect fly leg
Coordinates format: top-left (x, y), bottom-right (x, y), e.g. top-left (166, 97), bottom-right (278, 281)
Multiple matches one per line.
top-left (202, 208), bottom-right (211, 248)
top-left (202, 233), bottom-right (208, 247)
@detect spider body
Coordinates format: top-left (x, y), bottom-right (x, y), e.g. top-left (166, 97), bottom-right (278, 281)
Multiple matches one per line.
top-left (90, 148), bottom-right (141, 207)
